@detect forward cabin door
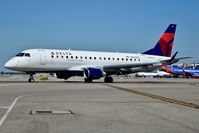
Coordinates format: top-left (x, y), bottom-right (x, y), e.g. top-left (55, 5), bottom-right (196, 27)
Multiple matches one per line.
top-left (39, 49), bottom-right (47, 65)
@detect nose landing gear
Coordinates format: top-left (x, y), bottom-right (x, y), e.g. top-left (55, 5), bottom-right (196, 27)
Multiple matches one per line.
top-left (28, 74), bottom-right (35, 82)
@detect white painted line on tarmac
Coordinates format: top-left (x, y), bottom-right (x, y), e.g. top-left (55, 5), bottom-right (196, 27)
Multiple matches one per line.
top-left (0, 85), bottom-right (70, 128)
top-left (0, 91), bottom-right (58, 128)
top-left (0, 94), bottom-right (28, 128)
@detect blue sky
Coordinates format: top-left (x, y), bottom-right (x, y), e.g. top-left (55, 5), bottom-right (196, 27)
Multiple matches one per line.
top-left (0, 0), bottom-right (199, 71)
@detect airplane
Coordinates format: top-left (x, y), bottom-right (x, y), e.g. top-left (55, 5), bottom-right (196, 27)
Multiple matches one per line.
top-left (185, 66), bottom-right (199, 78)
top-left (4, 24), bottom-right (187, 83)
top-left (162, 65), bottom-right (199, 78)
top-left (135, 70), bottom-right (171, 78)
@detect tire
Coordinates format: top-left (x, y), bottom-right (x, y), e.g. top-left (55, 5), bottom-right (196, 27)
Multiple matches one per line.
top-left (28, 78), bottom-right (34, 82)
top-left (104, 76), bottom-right (113, 83)
top-left (84, 78), bottom-right (93, 83)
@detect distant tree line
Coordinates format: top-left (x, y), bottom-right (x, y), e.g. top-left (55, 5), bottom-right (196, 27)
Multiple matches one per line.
top-left (0, 71), bottom-right (26, 75)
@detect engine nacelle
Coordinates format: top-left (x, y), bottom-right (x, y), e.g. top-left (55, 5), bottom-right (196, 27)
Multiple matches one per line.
top-left (84, 68), bottom-right (104, 79)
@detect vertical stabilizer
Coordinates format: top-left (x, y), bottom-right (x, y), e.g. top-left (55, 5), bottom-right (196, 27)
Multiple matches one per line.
top-left (143, 24), bottom-right (176, 57)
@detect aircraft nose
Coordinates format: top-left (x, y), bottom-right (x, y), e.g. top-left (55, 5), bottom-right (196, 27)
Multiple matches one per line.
top-left (4, 60), bottom-right (16, 69)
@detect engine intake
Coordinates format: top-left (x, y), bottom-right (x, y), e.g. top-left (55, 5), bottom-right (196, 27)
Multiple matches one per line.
top-left (84, 68), bottom-right (104, 79)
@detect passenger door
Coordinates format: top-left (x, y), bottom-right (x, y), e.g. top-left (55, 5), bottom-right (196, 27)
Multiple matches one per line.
top-left (39, 49), bottom-right (47, 65)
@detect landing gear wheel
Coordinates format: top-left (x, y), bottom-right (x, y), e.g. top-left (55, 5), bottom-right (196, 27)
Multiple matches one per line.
top-left (28, 74), bottom-right (35, 82)
top-left (84, 78), bottom-right (93, 83)
top-left (104, 76), bottom-right (113, 83)
top-left (28, 78), bottom-right (34, 82)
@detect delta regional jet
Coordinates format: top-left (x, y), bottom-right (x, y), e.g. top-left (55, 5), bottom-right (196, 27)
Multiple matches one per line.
top-left (4, 24), bottom-right (187, 82)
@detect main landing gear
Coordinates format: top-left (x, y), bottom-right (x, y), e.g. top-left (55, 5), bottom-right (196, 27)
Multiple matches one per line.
top-left (28, 74), bottom-right (35, 82)
top-left (84, 76), bottom-right (113, 83)
top-left (104, 76), bottom-right (113, 83)
top-left (84, 78), bottom-right (93, 83)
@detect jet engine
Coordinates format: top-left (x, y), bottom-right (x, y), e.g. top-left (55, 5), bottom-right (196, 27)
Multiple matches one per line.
top-left (84, 67), bottom-right (105, 79)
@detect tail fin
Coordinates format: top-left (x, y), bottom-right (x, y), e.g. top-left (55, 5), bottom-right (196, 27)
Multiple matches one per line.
top-left (143, 24), bottom-right (176, 57)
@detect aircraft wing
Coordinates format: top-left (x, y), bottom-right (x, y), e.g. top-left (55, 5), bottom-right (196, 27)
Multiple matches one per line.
top-left (103, 62), bottom-right (162, 72)
top-left (66, 55), bottom-right (191, 74)
top-left (160, 57), bottom-right (192, 65)
top-left (103, 62), bottom-right (157, 69)
top-left (103, 56), bottom-right (191, 73)
top-left (158, 51), bottom-right (192, 65)
top-left (67, 62), bottom-right (162, 74)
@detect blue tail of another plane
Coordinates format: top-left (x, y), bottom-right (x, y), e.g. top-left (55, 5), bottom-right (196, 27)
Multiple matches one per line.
top-left (143, 24), bottom-right (177, 57)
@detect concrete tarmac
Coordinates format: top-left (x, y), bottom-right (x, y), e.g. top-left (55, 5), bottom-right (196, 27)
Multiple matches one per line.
top-left (0, 76), bottom-right (199, 133)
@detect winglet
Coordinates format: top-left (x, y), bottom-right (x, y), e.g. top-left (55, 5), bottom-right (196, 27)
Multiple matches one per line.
top-left (170, 51), bottom-right (178, 62)
top-left (161, 51), bottom-right (192, 65)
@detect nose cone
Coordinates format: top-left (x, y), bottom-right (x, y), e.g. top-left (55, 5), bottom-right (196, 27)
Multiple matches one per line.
top-left (4, 59), bottom-right (16, 70)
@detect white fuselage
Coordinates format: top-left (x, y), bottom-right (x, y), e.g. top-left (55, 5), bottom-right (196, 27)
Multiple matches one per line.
top-left (5, 49), bottom-right (170, 73)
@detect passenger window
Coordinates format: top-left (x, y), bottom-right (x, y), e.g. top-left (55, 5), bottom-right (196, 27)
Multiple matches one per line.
top-left (117, 58), bottom-right (119, 61)
top-left (76, 56), bottom-right (78, 59)
top-left (71, 56), bottom-right (73, 59)
top-left (108, 58), bottom-right (110, 60)
top-left (130, 59), bottom-right (132, 61)
top-left (66, 56), bottom-right (68, 59)
top-left (85, 57), bottom-right (87, 59)
top-left (90, 57), bottom-right (92, 59)
top-left (94, 57), bottom-right (96, 60)
top-left (122, 58), bottom-right (124, 61)
top-left (112, 58), bottom-right (115, 60)
top-left (99, 57), bottom-right (102, 60)
top-left (104, 57), bottom-right (106, 60)
top-left (80, 56), bottom-right (83, 59)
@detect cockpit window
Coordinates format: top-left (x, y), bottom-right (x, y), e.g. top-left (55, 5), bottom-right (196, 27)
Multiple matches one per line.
top-left (16, 53), bottom-right (31, 57)
top-left (25, 53), bottom-right (30, 57)
top-left (16, 53), bottom-right (25, 57)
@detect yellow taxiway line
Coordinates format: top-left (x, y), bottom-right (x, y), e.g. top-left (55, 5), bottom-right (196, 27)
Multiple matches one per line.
top-left (103, 84), bottom-right (199, 109)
